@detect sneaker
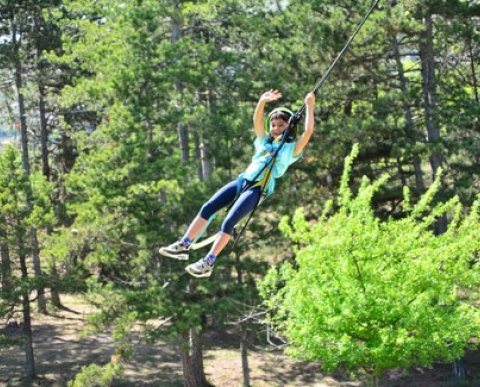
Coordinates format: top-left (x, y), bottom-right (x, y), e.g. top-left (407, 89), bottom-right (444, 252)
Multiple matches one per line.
top-left (185, 259), bottom-right (213, 278)
top-left (159, 241), bottom-right (189, 260)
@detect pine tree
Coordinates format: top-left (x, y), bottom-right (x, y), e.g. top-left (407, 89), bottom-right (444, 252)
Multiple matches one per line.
top-left (0, 146), bottom-right (55, 380)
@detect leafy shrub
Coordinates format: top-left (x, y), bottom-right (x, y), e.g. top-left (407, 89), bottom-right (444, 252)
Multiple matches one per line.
top-left (68, 362), bottom-right (123, 387)
top-left (260, 144), bottom-right (480, 375)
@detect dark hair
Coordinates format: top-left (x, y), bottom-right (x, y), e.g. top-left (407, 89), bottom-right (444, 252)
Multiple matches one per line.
top-left (269, 111), bottom-right (291, 123)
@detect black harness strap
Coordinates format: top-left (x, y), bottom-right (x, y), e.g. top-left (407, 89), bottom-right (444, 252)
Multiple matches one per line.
top-left (229, 123), bottom-right (303, 252)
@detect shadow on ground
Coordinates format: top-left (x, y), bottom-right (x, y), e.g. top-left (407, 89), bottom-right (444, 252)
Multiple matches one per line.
top-left (1, 295), bottom-right (479, 386)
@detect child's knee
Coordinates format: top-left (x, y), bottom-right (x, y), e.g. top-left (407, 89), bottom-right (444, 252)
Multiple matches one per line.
top-left (199, 200), bottom-right (217, 219)
top-left (220, 218), bottom-right (235, 235)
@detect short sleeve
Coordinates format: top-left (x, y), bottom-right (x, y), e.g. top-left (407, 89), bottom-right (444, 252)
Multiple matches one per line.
top-left (253, 136), bottom-right (267, 153)
top-left (284, 142), bottom-right (302, 165)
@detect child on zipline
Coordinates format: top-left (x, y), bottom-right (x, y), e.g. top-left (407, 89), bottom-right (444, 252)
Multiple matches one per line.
top-left (160, 89), bottom-right (315, 278)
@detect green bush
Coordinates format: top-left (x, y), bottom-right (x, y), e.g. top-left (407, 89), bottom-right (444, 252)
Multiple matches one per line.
top-left (259, 144), bottom-right (480, 375)
top-left (68, 362), bottom-right (123, 387)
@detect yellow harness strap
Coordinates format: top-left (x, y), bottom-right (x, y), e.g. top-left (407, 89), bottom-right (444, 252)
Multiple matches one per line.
top-left (250, 165), bottom-right (272, 190)
top-left (250, 135), bottom-right (282, 191)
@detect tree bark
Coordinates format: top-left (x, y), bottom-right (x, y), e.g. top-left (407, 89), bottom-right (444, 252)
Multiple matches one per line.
top-left (30, 230), bottom-right (47, 313)
top-left (12, 10), bottom-right (47, 314)
top-left (392, 35), bottom-right (425, 194)
top-left (0, 223), bottom-right (12, 292)
top-left (240, 323), bottom-right (251, 387)
top-left (468, 40), bottom-right (479, 104)
top-left (50, 261), bottom-right (62, 308)
top-left (35, 5), bottom-right (50, 180)
top-left (171, 0), bottom-right (189, 162)
top-left (204, 88), bottom-right (216, 179)
top-left (183, 281), bottom-right (208, 386)
top-left (0, 244), bottom-right (11, 290)
top-left (38, 89), bottom-right (50, 178)
top-left (178, 125), bottom-right (189, 161)
top-left (419, 13), bottom-right (442, 177)
top-left (190, 327), bottom-right (208, 386)
top-left (179, 330), bottom-right (200, 387)
top-left (419, 11), bottom-right (447, 233)
top-left (235, 248), bottom-right (243, 286)
top-left (194, 131), bottom-right (203, 180)
top-left (12, 16), bottom-right (30, 177)
top-left (17, 225), bottom-right (36, 380)
top-left (200, 141), bottom-right (212, 181)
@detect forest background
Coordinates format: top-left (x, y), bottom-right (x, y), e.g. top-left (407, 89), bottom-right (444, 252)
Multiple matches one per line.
top-left (1, 0), bottom-right (480, 386)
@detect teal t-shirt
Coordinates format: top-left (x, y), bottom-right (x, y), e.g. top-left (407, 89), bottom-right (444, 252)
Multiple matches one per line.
top-left (241, 135), bottom-right (302, 196)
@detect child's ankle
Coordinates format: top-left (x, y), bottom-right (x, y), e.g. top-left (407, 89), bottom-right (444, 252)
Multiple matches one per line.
top-left (180, 236), bottom-right (191, 249)
top-left (203, 253), bottom-right (216, 267)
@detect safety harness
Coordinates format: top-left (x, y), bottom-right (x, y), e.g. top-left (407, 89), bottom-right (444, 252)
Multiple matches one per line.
top-left (190, 134), bottom-right (282, 250)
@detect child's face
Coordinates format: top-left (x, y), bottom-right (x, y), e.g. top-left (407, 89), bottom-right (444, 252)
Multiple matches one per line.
top-left (269, 117), bottom-right (289, 138)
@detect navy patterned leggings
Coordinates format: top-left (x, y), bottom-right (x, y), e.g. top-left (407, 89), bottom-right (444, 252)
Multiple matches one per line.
top-left (199, 179), bottom-right (262, 235)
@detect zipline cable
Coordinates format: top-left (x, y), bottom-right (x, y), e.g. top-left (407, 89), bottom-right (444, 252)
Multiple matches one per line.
top-left (295, 0), bottom-right (381, 120)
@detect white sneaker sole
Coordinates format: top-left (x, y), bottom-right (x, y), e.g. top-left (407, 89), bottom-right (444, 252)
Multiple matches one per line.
top-left (158, 248), bottom-right (189, 261)
top-left (185, 265), bottom-right (212, 278)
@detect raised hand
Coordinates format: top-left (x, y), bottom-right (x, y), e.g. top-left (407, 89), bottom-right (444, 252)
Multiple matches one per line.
top-left (304, 91), bottom-right (315, 107)
top-left (259, 89), bottom-right (282, 104)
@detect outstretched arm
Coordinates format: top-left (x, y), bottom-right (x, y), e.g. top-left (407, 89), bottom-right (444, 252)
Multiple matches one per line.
top-left (293, 92), bottom-right (315, 157)
top-left (253, 89), bottom-right (282, 139)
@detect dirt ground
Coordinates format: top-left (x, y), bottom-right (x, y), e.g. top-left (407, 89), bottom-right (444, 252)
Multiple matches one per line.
top-left (1, 294), bottom-right (479, 387)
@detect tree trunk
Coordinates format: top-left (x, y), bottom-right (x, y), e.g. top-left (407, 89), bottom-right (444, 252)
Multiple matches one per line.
top-left (18, 236), bottom-right (36, 380)
top-left (200, 141), bottom-right (212, 181)
top-left (240, 323), bottom-right (251, 387)
top-left (12, 16), bottom-right (30, 178)
top-left (171, 0), bottom-right (189, 162)
top-left (183, 281), bottom-right (208, 386)
top-left (12, 11), bottom-right (47, 314)
top-left (234, 249), bottom-right (243, 285)
top-left (0, 224), bottom-right (12, 292)
top-left (204, 89), bottom-right (216, 178)
top-left (179, 330), bottom-right (200, 387)
top-left (178, 124), bottom-right (189, 162)
top-left (30, 230), bottom-right (47, 313)
top-left (180, 58), bottom-right (213, 387)
top-left (50, 260), bottom-right (62, 308)
top-left (35, 6), bottom-right (50, 181)
top-left (396, 158), bottom-right (406, 187)
top-left (0, 243), bottom-right (12, 292)
top-left (194, 131), bottom-right (203, 180)
top-left (225, 129), bottom-right (232, 181)
top-left (419, 11), bottom-right (447, 233)
top-left (47, 224), bottom-right (62, 308)
top-left (419, 13), bottom-right (442, 178)
top-left (392, 35), bottom-right (425, 194)
top-left (190, 327), bottom-right (208, 386)
top-left (38, 89), bottom-right (50, 179)
top-left (468, 40), bottom-right (479, 104)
